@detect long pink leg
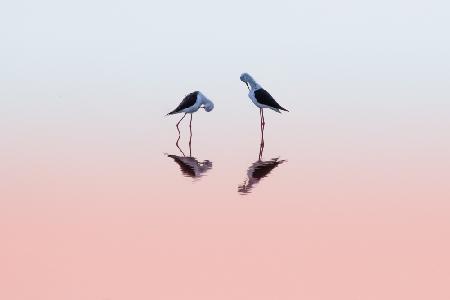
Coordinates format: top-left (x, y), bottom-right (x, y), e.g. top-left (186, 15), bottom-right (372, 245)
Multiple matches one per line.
top-left (262, 109), bottom-right (265, 129)
top-left (260, 108), bottom-right (265, 147)
top-left (259, 114), bottom-right (264, 160)
top-left (259, 108), bottom-right (263, 131)
top-left (189, 114), bottom-right (193, 157)
top-left (175, 113), bottom-right (187, 149)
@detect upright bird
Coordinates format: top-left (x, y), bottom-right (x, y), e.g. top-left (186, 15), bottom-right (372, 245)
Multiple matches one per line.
top-left (240, 73), bottom-right (289, 145)
top-left (167, 91), bottom-right (214, 148)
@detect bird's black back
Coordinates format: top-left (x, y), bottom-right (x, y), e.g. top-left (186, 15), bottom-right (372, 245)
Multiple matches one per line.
top-left (254, 89), bottom-right (288, 111)
top-left (168, 91), bottom-right (199, 115)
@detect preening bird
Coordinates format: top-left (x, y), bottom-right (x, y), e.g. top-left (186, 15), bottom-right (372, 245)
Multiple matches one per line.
top-left (239, 73), bottom-right (289, 141)
top-left (167, 91), bottom-right (214, 147)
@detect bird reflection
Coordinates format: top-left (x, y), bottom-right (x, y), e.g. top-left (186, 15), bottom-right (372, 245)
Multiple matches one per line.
top-left (167, 125), bottom-right (212, 179)
top-left (239, 130), bottom-right (286, 194)
top-left (238, 157), bottom-right (286, 194)
top-left (167, 154), bottom-right (212, 178)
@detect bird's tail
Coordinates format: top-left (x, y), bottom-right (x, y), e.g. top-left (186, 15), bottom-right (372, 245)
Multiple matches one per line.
top-left (279, 106), bottom-right (289, 112)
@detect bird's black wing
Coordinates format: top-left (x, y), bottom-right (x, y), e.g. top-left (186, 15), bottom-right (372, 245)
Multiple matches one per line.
top-left (167, 91), bottom-right (199, 115)
top-left (254, 89), bottom-right (288, 111)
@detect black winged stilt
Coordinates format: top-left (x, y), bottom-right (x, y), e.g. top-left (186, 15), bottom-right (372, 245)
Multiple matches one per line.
top-left (239, 73), bottom-right (289, 147)
top-left (167, 91), bottom-right (214, 151)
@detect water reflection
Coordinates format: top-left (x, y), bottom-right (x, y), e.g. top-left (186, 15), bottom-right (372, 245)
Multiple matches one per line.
top-left (238, 157), bottom-right (286, 194)
top-left (166, 154), bottom-right (212, 179)
top-left (238, 127), bottom-right (286, 194)
top-left (167, 121), bottom-right (212, 179)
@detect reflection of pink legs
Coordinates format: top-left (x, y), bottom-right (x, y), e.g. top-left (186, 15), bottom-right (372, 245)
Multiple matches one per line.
top-left (176, 142), bottom-right (186, 157)
top-left (189, 114), bottom-right (193, 157)
top-left (258, 142), bottom-right (264, 161)
top-left (175, 113), bottom-right (187, 153)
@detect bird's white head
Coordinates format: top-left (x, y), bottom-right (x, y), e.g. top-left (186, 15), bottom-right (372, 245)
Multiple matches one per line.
top-left (198, 92), bottom-right (214, 112)
top-left (240, 72), bottom-right (251, 83)
top-left (202, 96), bottom-right (214, 112)
top-left (240, 73), bottom-right (259, 90)
top-left (203, 98), bottom-right (214, 112)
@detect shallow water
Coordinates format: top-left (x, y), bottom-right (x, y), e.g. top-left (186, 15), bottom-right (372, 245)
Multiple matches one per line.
top-left (2, 0), bottom-right (450, 298)
top-left (3, 89), bottom-right (449, 299)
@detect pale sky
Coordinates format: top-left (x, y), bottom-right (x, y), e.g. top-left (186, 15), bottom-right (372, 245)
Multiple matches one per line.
top-left (1, 0), bottom-right (449, 130)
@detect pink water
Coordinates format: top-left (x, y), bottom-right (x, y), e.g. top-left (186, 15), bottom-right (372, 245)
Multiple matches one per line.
top-left (1, 78), bottom-right (449, 299)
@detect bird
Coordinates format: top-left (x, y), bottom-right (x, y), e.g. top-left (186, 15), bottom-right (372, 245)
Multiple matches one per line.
top-left (167, 91), bottom-right (214, 148)
top-left (240, 73), bottom-right (289, 145)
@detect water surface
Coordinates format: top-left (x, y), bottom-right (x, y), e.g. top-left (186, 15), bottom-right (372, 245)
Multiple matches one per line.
top-left (1, 0), bottom-right (450, 298)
